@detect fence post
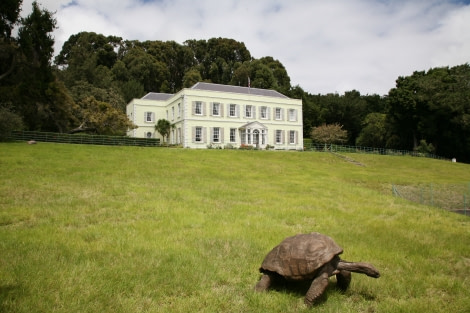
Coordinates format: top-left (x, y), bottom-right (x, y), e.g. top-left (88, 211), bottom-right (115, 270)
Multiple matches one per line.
top-left (465, 195), bottom-right (467, 216)
top-left (430, 183), bottom-right (434, 207)
top-left (392, 184), bottom-right (401, 197)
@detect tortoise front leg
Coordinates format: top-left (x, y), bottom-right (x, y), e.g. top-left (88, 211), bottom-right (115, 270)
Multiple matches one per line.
top-left (336, 270), bottom-right (351, 291)
top-left (254, 274), bottom-right (273, 292)
top-left (304, 272), bottom-right (329, 307)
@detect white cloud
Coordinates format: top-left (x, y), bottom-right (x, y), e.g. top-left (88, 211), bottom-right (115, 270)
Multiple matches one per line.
top-left (21, 0), bottom-right (470, 95)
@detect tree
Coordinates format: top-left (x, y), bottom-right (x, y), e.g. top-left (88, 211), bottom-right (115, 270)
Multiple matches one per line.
top-left (184, 37), bottom-right (252, 85)
top-left (310, 124), bottom-right (348, 145)
top-left (182, 68), bottom-right (202, 88)
top-left (0, 0), bottom-right (22, 80)
top-left (155, 119), bottom-right (173, 144)
top-left (0, 1), bottom-right (76, 132)
top-left (0, 105), bottom-right (23, 140)
top-left (71, 97), bottom-right (135, 135)
top-left (121, 45), bottom-right (170, 93)
top-left (386, 64), bottom-right (470, 161)
top-left (356, 113), bottom-right (387, 147)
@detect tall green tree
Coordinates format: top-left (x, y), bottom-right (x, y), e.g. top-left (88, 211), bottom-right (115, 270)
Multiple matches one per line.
top-left (386, 64), bottom-right (470, 162)
top-left (55, 32), bottom-right (122, 87)
top-left (0, 1), bottom-right (76, 132)
top-left (185, 37), bottom-right (252, 85)
top-left (356, 113), bottom-right (387, 147)
top-left (0, 0), bottom-right (22, 80)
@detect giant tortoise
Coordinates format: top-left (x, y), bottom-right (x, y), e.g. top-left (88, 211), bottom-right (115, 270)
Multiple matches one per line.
top-left (254, 232), bottom-right (380, 306)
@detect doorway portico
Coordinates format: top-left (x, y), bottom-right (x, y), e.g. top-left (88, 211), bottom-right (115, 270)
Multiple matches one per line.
top-left (239, 121), bottom-right (268, 149)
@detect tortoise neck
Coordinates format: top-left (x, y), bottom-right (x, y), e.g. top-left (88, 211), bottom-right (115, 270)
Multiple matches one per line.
top-left (337, 260), bottom-right (380, 278)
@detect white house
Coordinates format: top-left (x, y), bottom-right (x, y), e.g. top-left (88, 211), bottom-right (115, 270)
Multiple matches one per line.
top-left (126, 82), bottom-right (303, 150)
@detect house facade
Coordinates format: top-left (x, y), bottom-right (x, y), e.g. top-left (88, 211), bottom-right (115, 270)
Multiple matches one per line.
top-left (126, 82), bottom-right (303, 150)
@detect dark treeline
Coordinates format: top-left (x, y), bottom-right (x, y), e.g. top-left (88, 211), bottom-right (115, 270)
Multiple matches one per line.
top-left (1, 1), bottom-right (469, 162)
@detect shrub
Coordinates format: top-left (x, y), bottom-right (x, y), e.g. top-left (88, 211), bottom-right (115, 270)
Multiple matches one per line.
top-left (0, 106), bottom-right (24, 141)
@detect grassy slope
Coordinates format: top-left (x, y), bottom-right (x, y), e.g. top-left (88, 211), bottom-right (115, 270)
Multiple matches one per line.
top-left (0, 143), bottom-right (469, 312)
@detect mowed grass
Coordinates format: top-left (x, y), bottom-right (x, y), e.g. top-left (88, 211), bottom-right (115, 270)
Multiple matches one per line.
top-left (0, 142), bottom-right (469, 313)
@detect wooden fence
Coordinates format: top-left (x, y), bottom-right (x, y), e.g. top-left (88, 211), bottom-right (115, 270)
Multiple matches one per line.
top-left (10, 131), bottom-right (161, 147)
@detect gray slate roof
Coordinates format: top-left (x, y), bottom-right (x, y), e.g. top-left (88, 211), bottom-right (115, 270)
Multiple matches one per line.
top-left (142, 93), bottom-right (174, 101)
top-left (191, 82), bottom-right (289, 99)
top-left (141, 82), bottom-right (289, 100)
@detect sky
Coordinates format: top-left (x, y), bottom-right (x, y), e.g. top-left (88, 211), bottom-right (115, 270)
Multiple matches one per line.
top-left (20, 0), bottom-right (470, 95)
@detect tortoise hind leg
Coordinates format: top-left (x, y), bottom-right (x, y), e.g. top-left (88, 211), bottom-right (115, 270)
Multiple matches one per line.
top-left (304, 272), bottom-right (329, 307)
top-left (336, 270), bottom-right (351, 291)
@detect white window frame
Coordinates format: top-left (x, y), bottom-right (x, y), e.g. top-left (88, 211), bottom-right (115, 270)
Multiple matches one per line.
top-left (260, 106), bottom-right (267, 119)
top-left (230, 128), bottom-right (236, 143)
top-left (212, 127), bottom-right (220, 143)
top-left (276, 130), bottom-right (282, 144)
top-left (289, 109), bottom-right (297, 121)
top-left (245, 105), bottom-right (253, 118)
top-left (229, 104), bottom-right (236, 117)
top-left (289, 130), bottom-right (296, 144)
top-left (195, 127), bottom-right (202, 142)
top-left (145, 112), bottom-right (154, 123)
top-left (275, 108), bottom-right (282, 120)
top-left (195, 101), bottom-right (202, 115)
top-left (212, 102), bottom-right (220, 116)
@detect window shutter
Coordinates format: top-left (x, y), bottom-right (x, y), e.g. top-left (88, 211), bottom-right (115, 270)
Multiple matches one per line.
top-left (220, 128), bottom-right (224, 143)
top-left (220, 103), bottom-right (224, 117)
top-left (210, 127), bottom-right (214, 142)
top-left (151, 112), bottom-right (155, 122)
top-left (252, 106), bottom-right (256, 119)
top-left (202, 102), bottom-right (206, 116)
top-left (192, 102), bottom-right (196, 115)
top-left (202, 127), bottom-right (206, 143)
top-left (192, 127), bottom-right (196, 143)
top-left (236, 104), bottom-right (239, 117)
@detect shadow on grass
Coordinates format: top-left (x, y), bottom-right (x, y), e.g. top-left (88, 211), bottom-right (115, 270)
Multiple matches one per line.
top-left (264, 278), bottom-right (377, 306)
top-left (0, 284), bottom-right (21, 313)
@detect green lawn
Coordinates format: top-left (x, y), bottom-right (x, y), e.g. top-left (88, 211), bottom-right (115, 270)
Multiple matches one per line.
top-left (1, 142), bottom-right (469, 312)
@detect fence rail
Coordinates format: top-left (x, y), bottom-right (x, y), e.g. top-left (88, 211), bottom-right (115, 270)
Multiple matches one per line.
top-left (304, 142), bottom-right (450, 161)
top-left (392, 183), bottom-right (469, 216)
top-left (10, 131), bottom-right (161, 147)
top-left (9, 131), bottom-right (450, 161)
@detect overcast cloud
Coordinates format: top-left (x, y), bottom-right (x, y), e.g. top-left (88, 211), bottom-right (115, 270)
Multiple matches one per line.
top-left (21, 0), bottom-right (470, 95)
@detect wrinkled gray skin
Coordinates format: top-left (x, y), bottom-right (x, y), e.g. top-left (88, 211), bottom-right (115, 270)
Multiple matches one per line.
top-left (254, 232), bottom-right (380, 307)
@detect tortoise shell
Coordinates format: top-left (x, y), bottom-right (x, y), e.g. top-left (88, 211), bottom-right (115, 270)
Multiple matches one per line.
top-left (259, 232), bottom-right (343, 280)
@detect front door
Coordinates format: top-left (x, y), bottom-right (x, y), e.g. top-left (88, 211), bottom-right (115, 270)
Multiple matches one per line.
top-left (253, 130), bottom-right (260, 148)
